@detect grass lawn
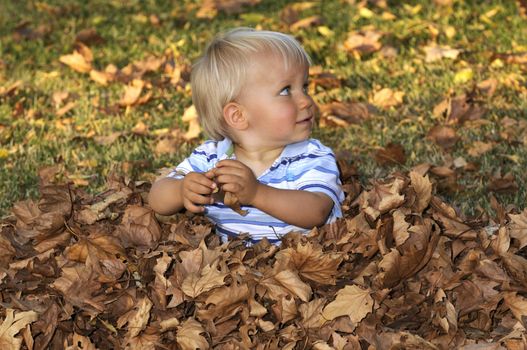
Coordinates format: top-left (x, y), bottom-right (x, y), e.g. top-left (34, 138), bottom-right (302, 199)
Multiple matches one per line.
top-left (1, 0), bottom-right (526, 217)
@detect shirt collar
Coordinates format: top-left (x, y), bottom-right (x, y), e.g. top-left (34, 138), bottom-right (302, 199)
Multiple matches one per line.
top-left (217, 137), bottom-right (309, 161)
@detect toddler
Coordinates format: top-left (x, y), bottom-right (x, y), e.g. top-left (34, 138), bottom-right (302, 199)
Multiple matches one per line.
top-left (148, 27), bottom-right (344, 244)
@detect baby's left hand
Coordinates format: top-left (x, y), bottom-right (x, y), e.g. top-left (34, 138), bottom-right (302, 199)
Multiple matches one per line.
top-left (212, 159), bottom-right (260, 205)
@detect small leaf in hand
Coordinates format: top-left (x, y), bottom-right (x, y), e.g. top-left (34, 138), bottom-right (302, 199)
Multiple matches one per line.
top-left (224, 191), bottom-right (248, 216)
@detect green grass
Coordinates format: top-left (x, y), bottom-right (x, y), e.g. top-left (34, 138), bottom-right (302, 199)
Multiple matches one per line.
top-left (0, 0), bottom-right (526, 217)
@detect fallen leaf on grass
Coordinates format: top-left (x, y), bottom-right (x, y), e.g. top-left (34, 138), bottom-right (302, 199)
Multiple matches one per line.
top-left (322, 285), bottom-right (375, 324)
top-left (371, 88), bottom-right (404, 109)
top-left (427, 125), bottom-right (458, 149)
top-left (423, 45), bottom-right (460, 62)
top-left (59, 51), bottom-right (92, 73)
top-left (182, 105), bottom-right (201, 140)
top-left (290, 15), bottom-right (323, 32)
top-left (375, 143), bottom-right (406, 166)
top-left (319, 101), bottom-right (370, 127)
top-left (488, 173), bottom-right (518, 194)
top-left (344, 31), bottom-right (383, 54)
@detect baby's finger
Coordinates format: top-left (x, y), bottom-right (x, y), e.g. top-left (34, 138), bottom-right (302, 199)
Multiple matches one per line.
top-left (186, 192), bottom-right (213, 205)
top-left (188, 181), bottom-right (216, 195)
top-left (221, 182), bottom-right (241, 194)
top-left (214, 173), bottom-right (241, 186)
top-left (183, 199), bottom-right (205, 213)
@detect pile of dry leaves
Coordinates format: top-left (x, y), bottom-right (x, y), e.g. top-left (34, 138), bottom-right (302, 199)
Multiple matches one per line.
top-left (1, 164), bottom-right (527, 350)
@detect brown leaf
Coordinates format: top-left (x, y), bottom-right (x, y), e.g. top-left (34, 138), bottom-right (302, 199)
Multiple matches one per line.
top-left (117, 205), bottom-right (161, 250)
top-left (275, 242), bottom-right (343, 285)
top-left (117, 297), bottom-right (153, 338)
top-left (0, 309), bottom-right (38, 350)
top-left (319, 101), bottom-right (370, 127)
top-left (344, 31), bottom-right (383, 54)
top-left (196, 284), bottom-right (249, 321)
top-left (508, 209), bottom-right (527, 249)
top-left (66, 232), bottom-right (125, 263)
top-left (181, 261), bottom-right (227, 298)
top-left (504, 293), bottom-right (527, 328)
top-left (409, 171), bottom-right (432, 212)
top-left (299, 298), bottom-right (326, 329)
top-left (427, 125), bottom-right (459, 149)
top-left (223, 191), bottom-right (248, 216)
top-left (75, 28), bottom-right (105, 45)
top-left (375, 143), bottom-right (406, 166)
top-left (290, 15), bottom-right (323, 32)
top-left (467, 141), bottom-right (494, 157)
top-left (176, 318), bottom-right (209, 350)
top-left (322, 285), bottom-right (375, 324)
top-left (488, 173), bottom-right (518, 194)
top-left (260, 269), bottom-right (312, 302)
top-left (89, 69), bottom-right (110, 85)
top-left (119, 79), bottom-right (147, 106)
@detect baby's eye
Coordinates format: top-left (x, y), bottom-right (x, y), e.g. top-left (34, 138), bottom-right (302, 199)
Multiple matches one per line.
top-left (279, 86), bottom-right (291, 96)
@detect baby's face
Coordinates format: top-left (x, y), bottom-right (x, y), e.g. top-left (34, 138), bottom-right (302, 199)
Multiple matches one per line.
top-left (235, 52), bottom-right (315, 148)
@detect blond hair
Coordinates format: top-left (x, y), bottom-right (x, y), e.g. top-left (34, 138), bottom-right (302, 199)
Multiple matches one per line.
top-left (191, 27), bottom-right (311, 140)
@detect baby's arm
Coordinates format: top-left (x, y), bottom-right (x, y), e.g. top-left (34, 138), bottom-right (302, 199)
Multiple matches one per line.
top-left (213, 160), bottom-right (333, 228)
top-left (148, 172), bottom-right (216, 215)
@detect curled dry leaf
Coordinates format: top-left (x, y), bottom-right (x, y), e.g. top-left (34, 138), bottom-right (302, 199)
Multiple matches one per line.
top-left (508, 209), bottom-right (527, 249)
top-left (409, 171), bottom-right (432, 213)
top-left (427, 125), bottom-right (459, 149)
top-left (224, 191), bottom-right (248, 216)
top-left (0, 309), bottom-right (38, 350)
top-left (319, 101), bottom-right (370, 127)
top-left (117, 205), bottom-right (161, 250)
top-left (117, 297), bottom-right (153, 339)
top-left (176, 318), bottom-right (209, 350)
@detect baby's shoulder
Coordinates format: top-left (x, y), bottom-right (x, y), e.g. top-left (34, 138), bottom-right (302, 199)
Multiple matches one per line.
top-left (302, 138), bottom-right (336, 157)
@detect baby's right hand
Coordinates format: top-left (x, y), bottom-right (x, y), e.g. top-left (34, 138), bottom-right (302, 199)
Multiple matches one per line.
top-left (181, 171), bottom-right (217, 213)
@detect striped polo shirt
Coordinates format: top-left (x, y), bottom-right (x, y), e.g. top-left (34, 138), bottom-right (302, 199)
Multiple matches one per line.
top-left (167, 138), bottom-right (344, 244)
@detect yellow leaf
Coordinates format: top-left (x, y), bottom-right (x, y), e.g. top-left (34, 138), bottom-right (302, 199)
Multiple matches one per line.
top-left (371, 88), bottom-right (404, 109)
top-left (0, 309), bottom-right (38, 350)
top-left (317, 26), bottom-right (334, 37)
top-left (59, 51), bottom-right (92, 73)
top-left (182, 105), bottom-right (202, 140)
top-left (321, 285), bottom-right (374, 323)
top-left (89, 70), bottom-right (109, 85)
top-left (454, 68), bottom-right (473, 84)
top-left (359, 7), bottom-right (374, 18)
top-left (176, 318), bottom-right (209, 350)
top-left (120, 79), bottom-right (145, 106)
top-left (0, 149), bottom-right (9, 159)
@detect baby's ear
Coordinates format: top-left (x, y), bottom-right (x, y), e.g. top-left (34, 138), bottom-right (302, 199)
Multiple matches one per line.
top-left (223, 102), bottom-right (248, 130)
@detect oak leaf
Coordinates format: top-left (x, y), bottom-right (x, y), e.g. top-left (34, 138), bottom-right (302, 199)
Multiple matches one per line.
top-left (0, 309), bottom-right (38, 350)
top-left (176, 318), bottom-right (209, 350)
top-left (321, 285), bottom-right (374, 324)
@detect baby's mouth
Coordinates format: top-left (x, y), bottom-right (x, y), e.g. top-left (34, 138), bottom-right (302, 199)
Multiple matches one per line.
top-left (297, 116), bottom-right (313, 124)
